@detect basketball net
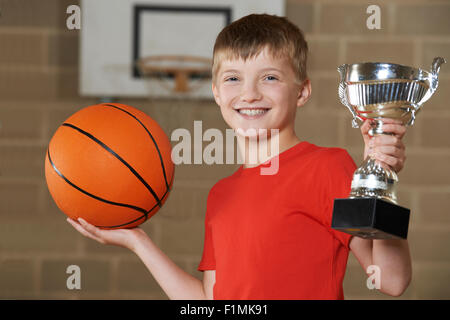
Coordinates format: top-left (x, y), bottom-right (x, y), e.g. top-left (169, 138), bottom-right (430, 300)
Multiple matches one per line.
top-left (136, 55), bottom-right (212, 98)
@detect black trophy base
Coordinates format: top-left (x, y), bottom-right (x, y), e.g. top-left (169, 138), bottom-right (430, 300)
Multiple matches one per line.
top-left (331, 198), bottom-right (410, 239)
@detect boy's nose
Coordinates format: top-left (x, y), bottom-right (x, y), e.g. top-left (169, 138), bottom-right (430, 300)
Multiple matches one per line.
top-left (240, 82), bottom-right (262, 102)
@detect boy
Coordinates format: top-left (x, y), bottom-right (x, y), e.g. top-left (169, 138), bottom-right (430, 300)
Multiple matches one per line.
top-left (68, 14), bottom-right (411, 299)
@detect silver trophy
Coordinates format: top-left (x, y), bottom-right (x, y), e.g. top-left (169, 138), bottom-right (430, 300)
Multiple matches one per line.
top-left (332, 57), bottom-right (446, 239)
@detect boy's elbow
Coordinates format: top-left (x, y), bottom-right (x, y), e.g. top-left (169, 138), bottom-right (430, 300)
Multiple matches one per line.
top-left (382, 286), bottom-right (405, 297)
top-left (381, 274), bottom-right (412, 297)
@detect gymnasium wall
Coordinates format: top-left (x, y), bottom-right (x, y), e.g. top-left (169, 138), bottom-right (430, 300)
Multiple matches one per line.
top-left (0, 0), bottom-right (449, 299)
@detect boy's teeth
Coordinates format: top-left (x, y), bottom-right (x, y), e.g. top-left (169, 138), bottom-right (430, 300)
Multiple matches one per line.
top-left (238, 109), bottom-right (268, 115)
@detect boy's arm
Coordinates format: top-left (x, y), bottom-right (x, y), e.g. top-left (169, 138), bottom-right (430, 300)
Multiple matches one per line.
top-left (203, 270), bottom-right (216, 300)
top-left (349, 237), bottom-right (412, 296)
top-left (67, 218), bottom-right (211, 299)
top-left (133, 233), bottom-right (215, 299)
top-left (349, 119), bottom-right (412, 297)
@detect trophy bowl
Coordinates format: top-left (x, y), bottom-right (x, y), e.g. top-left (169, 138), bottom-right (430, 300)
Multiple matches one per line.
top-left (331, 57), bottom-right (446, 239)
top-left (338, 57), bottom-right (445, 128)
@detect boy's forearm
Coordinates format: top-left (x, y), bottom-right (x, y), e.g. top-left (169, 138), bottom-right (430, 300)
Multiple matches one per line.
top-left (132, 234), bottom-right (206, 300)
top-left (372, 239), bottom-right (412, 296)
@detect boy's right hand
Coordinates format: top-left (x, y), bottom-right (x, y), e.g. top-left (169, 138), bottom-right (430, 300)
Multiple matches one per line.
top-left (66, 217), bottom-right (148, 252)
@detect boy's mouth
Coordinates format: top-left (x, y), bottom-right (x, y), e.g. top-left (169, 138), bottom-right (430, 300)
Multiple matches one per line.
top-left (234, 108), bottom-right (270, 118)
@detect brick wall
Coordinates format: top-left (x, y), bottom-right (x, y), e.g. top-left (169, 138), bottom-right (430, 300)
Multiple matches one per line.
top-left (0, 0), bottom-right (449, 299)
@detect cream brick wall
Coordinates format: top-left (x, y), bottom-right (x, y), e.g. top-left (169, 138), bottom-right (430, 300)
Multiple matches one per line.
top-left (0, 0), bottom-right (449, 299)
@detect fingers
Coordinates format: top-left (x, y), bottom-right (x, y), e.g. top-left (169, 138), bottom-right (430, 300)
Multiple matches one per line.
top-left (372, 149), bottom-right (405, 172)
top-left (374, 157), bottom-right (403, 173)
top-left (368, 135), bottom-right (406, 172)
top-left (360, 119), bottom-right (407, 172)
top-left (369, 134), bottom-right (404, 149)
top-left (364, 118), bottom-right (406, 138)
top-left (78, 218), bottom-right (100, 236)
top-left (360, 120), bottom-right (373, 146)
top-left (360, 119), bottom-right (372, 135)
top-left (378, 123), bottom-right (407, 138)
top-left (66, 217), bottom-right (106, 244)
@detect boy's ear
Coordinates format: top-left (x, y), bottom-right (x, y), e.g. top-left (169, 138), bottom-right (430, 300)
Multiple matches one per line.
top-left (296, 79), bottom-right (311, 108)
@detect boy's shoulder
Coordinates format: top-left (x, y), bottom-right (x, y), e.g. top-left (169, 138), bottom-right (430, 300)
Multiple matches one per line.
top-left (308, 143), bottom-right (354, 162)
top-left (288, 141), bottom-right (354, 166)
top-left (206, 166), bottom-right (239, 197)
top-left (302, 143), bottom-right (356, 172)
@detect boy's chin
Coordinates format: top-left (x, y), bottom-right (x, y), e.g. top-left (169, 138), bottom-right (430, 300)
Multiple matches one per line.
top-left (234, 127), bottom-right (278, 139)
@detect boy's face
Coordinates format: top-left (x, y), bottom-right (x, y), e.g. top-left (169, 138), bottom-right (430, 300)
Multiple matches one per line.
top-left (212, 46), bottom-right (310, 137)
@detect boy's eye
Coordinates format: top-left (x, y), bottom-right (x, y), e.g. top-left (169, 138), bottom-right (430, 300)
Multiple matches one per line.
top-left (265, 75), bottom-right (278, 81)
top-left (225, 77), bottom-right (239, 82)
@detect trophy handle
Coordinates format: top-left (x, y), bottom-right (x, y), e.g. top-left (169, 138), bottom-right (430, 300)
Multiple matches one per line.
top-left (338, 64), bottom-right (364, 128)
top-left (431, 57), bottom-right (446, 77)
top-left (406, 108), bottom-right (417, 126)
top-left (416, 57), bottom-right (446, 109)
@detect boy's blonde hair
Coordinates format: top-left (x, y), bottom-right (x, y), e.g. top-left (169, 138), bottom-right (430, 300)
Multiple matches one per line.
top-left (212, 14), bottom-right (308, 84)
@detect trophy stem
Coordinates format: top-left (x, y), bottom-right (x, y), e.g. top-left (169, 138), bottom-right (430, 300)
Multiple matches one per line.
top-left (349, 156), bottom-right (398, 204)
top-left (350, 119), bottom-right (399, 204)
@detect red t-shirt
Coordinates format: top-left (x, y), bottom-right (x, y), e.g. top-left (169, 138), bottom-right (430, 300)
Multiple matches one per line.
top-left (198, 141), bottom-right (357, 299)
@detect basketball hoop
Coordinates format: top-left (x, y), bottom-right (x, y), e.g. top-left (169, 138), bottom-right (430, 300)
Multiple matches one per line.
top-left (136, 55), bottom-right (212, 95)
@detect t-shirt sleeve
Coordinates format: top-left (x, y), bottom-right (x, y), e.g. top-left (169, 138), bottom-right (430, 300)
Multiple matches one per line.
top-left (324, 148), bottom-right (357, 249)
top-left (197, 189), bottom-right (216, 271)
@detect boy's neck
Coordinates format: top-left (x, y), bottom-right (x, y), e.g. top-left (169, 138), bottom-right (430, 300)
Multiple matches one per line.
top-left (237, 128), bottom-right (301, 168)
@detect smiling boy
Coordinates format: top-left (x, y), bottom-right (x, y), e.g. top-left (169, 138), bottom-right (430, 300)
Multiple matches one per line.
top-left (68, 14), bottom-right (411, 299)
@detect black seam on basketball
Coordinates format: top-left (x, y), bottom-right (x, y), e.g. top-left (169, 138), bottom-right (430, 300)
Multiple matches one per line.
top-left (96, 214), bottom-right (147, 229)
top-left (47, 149), bottom-right (149, 216)
top-left (98, 173), bottom-right (174, 228)
top-left (102, 103), bottom-right (171, 193)
top-left (61, 122), bottom-right (162, 209)
top-left (95, 183), bottom-right (172, 228)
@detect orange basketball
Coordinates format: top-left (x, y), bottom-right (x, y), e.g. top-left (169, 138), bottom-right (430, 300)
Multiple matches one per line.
top-left (45, 103), bottom-right (174, 229)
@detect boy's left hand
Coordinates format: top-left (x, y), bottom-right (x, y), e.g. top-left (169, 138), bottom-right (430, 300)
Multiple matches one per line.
top-left (360, 119), bottom-right (407, 173)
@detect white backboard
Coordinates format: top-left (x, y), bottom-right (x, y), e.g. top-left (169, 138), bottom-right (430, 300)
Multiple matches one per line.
top-left (80, 0), bottom-right (285, 99)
